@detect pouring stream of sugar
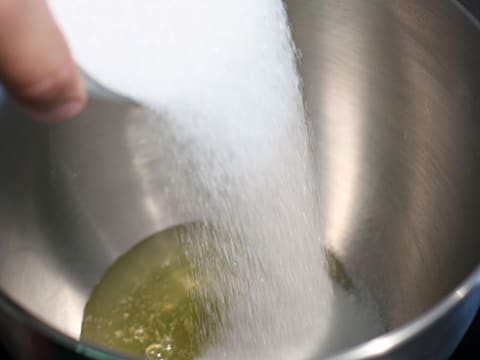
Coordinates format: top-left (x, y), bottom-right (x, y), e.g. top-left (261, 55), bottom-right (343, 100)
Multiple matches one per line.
top-left (48, 1), bottom-right (384, 359)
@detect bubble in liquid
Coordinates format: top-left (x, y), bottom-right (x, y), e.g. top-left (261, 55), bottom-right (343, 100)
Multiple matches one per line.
top-left (134, 327), bottom-right (147, 342)
top-left (145, 343), bottom-right (165, 360)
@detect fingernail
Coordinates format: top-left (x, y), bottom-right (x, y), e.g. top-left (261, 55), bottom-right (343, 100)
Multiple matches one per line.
top-left (23, 67), bottom-right (88, 123)
top-left (49, 98), bottom-right (86, 121)
top-left (32, 97), bottom-right (86, 123)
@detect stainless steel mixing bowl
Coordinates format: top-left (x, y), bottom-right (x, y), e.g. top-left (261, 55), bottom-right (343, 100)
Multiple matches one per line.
top-left (1, 0), bottom-right (480, 359)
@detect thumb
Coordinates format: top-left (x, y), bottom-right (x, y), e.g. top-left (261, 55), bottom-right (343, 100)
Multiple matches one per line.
top-left (0, 0), bottom-right (86, 122)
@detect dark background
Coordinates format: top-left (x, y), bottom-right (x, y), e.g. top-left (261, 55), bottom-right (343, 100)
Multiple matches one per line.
top-left (0, 0), bottom-right (479, 359)
top-left (460, 0), bottom-right (480, 19)
top-left (448, 0), bottom-right (479, 359)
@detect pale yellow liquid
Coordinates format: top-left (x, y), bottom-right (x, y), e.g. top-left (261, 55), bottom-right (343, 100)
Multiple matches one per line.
top-left (81, 224), bottom-right (358, 360)
top-left (81, 224), bottom-right (222, 360)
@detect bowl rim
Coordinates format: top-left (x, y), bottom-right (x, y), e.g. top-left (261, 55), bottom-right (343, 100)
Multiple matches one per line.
top-left (324, 265), bottom-right (480, 359)
top-left (1, 265), bottom-right (479, 360)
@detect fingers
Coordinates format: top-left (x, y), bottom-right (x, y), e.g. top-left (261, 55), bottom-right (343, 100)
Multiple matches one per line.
top-left (0, 0), bottom-right (86, 122)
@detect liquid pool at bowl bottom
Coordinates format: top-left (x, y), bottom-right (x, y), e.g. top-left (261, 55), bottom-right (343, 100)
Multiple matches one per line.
top-left (81, 224), bottom-right (385, 360)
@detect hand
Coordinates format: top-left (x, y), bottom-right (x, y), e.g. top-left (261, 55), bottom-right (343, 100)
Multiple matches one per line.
top-left (0, 0), bottom-right (86, 122)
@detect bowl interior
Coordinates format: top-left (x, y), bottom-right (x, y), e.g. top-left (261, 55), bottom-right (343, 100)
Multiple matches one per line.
top-left (0, 0), bottom-right (480, 357)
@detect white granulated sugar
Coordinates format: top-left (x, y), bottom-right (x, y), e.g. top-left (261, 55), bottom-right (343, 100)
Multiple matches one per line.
top-left (48, 1), bottom-right (384, 359)
top-left (48, 0), bottom-right (296, 170)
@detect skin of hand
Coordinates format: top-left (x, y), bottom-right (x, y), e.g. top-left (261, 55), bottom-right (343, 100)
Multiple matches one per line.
top-left (0, 0), bottom-right (87, 122)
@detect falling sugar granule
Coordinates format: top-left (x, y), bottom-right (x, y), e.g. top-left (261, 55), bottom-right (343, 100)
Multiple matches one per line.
top-left (49, 1), bottom-right (385, 359)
